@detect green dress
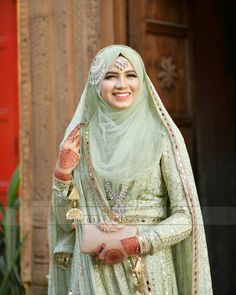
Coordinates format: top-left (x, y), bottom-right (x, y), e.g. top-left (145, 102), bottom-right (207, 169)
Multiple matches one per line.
top-left (48, 128), bottom-right (208, 295)
top-left (48, 44), bottom-right (212, 295)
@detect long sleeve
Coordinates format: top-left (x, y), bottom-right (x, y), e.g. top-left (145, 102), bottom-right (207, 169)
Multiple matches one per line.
top-left (51, 176), bottom-right (74, 232)
top-left (138, 135), bottom-right (192, 254)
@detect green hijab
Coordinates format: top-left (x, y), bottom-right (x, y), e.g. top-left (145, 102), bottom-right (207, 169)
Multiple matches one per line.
top-left (88, 47), bottom-right (164, 185)
top-left (61, 45), bottom-right (212, 294)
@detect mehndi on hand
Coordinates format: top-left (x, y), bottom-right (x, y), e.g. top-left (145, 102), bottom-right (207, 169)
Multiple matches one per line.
top-left (93, 236), bottom-right (140, 265)
top-left (54, 124), bottom-right (81, 181)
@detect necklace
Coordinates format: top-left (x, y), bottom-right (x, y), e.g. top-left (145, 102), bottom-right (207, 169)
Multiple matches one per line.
top-left (104, 181), bottom-right (128, 218)
top-left (85, 125), bottom-right (130, 220)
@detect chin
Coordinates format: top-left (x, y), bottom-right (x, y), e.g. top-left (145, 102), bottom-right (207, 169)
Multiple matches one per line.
top-left (112, 98), bottom-right (135, 109)
top-left (114, 103), bottom-right (131, 109)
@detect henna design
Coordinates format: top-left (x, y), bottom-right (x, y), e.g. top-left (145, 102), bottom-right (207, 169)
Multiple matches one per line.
top-left (93, 243), bottom-right (106, 257)
top-left (121, 237), bottom-right (140, 255)
top-left (67, 124), bottom-right (81, 140)
top-left (104, 249), bottom-right (124, 264)
top-left (58, 149), bottom-right (80, 169)
top-left (54, 170), bottom-right (72, 181)
top-left (72, 135), bottom-right (80, 145)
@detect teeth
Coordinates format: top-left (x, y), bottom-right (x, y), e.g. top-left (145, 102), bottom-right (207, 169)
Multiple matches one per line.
top-left (114, 93), bottom-right (129, 98)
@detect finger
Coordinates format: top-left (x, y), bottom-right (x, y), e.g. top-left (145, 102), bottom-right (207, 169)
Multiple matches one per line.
top-left (67, 124), bottom-right (81, 140)
top-left (94, 243), bottom-right (106, 258)
top-left (73, 135), bottom-right (81, 145)
top-left (98, 247), bottom-right (107, 260)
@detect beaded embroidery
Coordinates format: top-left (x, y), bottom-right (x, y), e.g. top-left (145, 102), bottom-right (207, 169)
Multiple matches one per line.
top-left (114, 56), bottom-right (129, 71)
top-left (104, 181), bottom-right (128, 218)
top-left (148, 81), bottom-right (200, 293)
top-left (89, 57), bottom-right (106, 85)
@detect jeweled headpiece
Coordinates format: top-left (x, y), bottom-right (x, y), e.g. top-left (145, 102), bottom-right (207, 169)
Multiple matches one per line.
top-left (89, 57), bottom-right (106, 85)
top-left (114, 56), bottom-right (129, 71)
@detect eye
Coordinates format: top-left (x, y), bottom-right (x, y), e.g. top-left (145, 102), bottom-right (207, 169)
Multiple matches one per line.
top-left (104, 73), bottom-right (117, 80)
top-left (126, 73), bottom-right (138, 78)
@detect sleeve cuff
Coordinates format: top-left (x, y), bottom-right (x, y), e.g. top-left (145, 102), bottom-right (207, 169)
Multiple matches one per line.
top-left (52, 176), bottom-right (73, 198)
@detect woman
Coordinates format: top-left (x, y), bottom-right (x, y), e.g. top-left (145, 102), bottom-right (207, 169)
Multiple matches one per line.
top-left (48, 45), bottom-right (212, 295)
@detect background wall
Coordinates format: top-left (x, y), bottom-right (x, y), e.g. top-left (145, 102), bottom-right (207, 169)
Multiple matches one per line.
top-left (193, 0), bottom-right (236, 293)
top-left (18, 0), bottom-right (236, 294)
top-left (18, 0), bottom-right (125, 293)
top-left (19, 0), bottom-right (102, 293)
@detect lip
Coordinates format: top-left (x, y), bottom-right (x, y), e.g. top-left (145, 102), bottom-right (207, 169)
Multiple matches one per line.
top-left (112, 92), bottom-right (131, 100)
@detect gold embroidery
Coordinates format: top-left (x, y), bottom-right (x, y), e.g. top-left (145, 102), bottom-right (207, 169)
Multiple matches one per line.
top-left (54, 252), bottom-right (72, 270)
top-left (149, 81), bottom-right (199, 293)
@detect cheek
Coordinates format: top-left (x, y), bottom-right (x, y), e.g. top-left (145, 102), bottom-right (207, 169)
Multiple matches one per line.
top-left (131, 81), bottom-right (141, 94)
top-left (100, 82), bottom-right (108, 99)
top-left (100, 81), bottom-right (112, 98)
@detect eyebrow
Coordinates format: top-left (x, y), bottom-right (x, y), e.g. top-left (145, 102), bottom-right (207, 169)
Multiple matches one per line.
top-left (105, 70), bottom-right (137, 75)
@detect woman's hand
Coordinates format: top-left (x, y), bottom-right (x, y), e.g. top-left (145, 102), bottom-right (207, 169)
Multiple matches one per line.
top-left (93, 236), bottom-right (140, 265)
top-left (54, 124), bottom-right (81, 181)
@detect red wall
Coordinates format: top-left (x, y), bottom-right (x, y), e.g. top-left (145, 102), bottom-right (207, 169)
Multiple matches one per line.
top-left (0, 0), bottom-right (19, 205)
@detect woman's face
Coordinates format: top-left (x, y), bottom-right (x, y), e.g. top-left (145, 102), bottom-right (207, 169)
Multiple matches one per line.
top-left (100, 58), bottom-right (140, 109)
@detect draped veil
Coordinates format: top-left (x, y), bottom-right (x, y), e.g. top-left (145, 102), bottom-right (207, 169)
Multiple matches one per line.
top-left (48, 45), bottom-right (212, 295)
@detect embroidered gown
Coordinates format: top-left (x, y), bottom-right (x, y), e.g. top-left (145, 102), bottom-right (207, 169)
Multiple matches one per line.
top-left (48, 44), bottom-right (212, 295)
top-left (48, 127), bottom-right (198, 295)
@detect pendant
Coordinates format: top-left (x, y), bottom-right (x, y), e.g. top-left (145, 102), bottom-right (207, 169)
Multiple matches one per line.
top-left (113, 200), bottom-right (127, 218)
top-left (68, 186), bottom-right (80, 201)
top-left (133, 256), bottom-right (144, 273)
top-left (66, 208), bottom-right (84, 220)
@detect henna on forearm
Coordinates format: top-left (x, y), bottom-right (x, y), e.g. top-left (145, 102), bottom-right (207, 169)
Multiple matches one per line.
top-left (104, 249), bottom-right (124, 265)
top-left (54, 170), bottom-right (72, 181)
top-left (58, 149), bottom-right (80, 169)
top-left (67, 124), bottom-right (81, 140)
top-left (121, 237), bottom-right (140, 255)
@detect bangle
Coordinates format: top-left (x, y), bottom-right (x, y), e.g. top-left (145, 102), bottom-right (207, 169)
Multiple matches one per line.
top-left (137, 234), bottom-right (149, 254)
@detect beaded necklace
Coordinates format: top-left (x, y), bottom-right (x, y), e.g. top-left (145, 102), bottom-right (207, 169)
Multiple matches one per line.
top-left (85, 125), bottom-right (130, 219)
top-left (104, 181), bottom-right (128, 218)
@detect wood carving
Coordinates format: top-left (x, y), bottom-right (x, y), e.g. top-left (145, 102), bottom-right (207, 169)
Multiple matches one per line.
top-left (157, 57), bottom-right (178, 91)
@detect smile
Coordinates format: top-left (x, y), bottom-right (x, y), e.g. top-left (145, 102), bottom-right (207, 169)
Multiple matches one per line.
top-left (113, 92), bottom-right (130, 100)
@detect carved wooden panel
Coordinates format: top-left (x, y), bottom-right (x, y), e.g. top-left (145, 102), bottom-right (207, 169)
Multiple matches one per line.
top-left (19, 0), bottom-right (103, 292)
top-left (19, 0), bottom-right (33, 283)
top-left (100, 0), bottom-right (127, 47)
top-left (128, 0), bottom-right (195, 158)
top-left (19, 0), bottom-right (129, 292)
top-left (145, 33), bottom-right (189, 113)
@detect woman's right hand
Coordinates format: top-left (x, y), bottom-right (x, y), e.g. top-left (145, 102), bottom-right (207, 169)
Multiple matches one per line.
top-left (54, 124), bottom-right (81, 181)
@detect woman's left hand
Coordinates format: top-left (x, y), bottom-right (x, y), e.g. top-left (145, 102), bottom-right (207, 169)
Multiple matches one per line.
top-left (93, 236), bottom-right (140, 265)
top-left (54, 124), bottom-right (81, 181)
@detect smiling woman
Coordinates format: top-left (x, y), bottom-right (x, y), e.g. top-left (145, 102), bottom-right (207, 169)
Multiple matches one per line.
top-left (48, 45), bottom-right (212, 295)
top-left (100, 56), bottom-right (140, 109)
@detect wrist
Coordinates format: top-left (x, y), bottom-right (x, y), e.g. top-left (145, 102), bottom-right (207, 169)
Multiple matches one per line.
top-left (137, 234), bottom-right (151, 254)
top-left (54, 169), bottom-right (72, 181)
top-left (121, 236), bottom-right (140, 256)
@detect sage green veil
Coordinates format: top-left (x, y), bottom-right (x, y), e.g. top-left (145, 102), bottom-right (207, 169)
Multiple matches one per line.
top-left (56, 45), bottom-right (212, 294)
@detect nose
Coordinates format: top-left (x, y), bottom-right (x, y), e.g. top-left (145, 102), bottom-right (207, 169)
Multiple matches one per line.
top-left (116, 76), bottom-right (127, 89)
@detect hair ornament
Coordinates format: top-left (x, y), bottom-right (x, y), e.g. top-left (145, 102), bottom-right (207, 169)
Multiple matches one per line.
top-left (114, 56), bottom-right (129, 71)
top-left (89, 57), bottom-right (106, 85)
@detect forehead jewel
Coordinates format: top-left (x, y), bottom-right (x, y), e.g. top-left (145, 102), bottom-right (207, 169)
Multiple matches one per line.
top-left (114, 56), bottom-right (129, 71)
top-left (89, 57), bottom-right (106, 85)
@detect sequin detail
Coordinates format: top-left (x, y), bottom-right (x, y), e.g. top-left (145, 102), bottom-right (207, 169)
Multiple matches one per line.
top-left (89, 57), bottom-right (106, 85)
top-left (114, 56), bottom-right (129, 71)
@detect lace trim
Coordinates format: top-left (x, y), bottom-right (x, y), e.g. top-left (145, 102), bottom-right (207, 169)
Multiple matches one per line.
top-left (156, 228), bottom-right (192, 250)
top-left (54, 252), bottom-right (72, 270)
top-left (149, 81), bottom-right (199, 294)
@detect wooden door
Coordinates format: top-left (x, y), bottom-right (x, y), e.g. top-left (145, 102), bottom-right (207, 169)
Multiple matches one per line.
top-left (0, 0), bottom-right (19, 205)
top-left (128, 0), bottom-right (195, 162)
